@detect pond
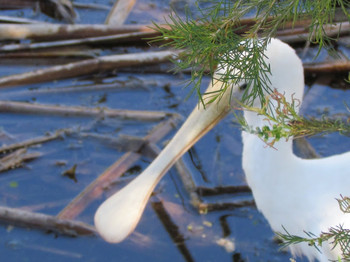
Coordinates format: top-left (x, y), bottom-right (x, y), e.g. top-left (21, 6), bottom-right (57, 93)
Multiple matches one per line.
top-left (0, 1), bottom-right (349, 262)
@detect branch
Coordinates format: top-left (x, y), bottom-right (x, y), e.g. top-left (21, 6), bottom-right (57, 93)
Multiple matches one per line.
top-left (0, 206), bottom-right (95, 236)
top-left (0, 50), bottom-right (178, 88)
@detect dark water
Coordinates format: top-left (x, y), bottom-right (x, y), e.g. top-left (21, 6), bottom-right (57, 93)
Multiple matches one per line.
top-left (0, 1), bottom-right (349, 262)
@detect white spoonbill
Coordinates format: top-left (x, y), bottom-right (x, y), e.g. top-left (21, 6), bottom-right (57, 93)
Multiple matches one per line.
top-left (95, 38), bottom-right (350, 261)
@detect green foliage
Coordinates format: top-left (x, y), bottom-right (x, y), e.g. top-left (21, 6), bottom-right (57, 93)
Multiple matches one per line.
top-left (237, 90), bottom-right (350, 146)
top-left (151, 0), bottom-right (349, 104)
top-left (151, 6), bottom-right (272, 105)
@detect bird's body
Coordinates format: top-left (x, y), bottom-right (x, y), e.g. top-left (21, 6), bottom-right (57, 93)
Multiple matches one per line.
top-left (242, 38), bottom-right (350, 261)
top-left (243, 127), bottom-right (350, 261)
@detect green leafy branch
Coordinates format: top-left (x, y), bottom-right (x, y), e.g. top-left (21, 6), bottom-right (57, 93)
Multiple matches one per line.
top-left (277, 196), bottom-right (350, 261)
top-left (237, 90), bottom-right (350, 147)
top-left (151, 6), bottom-right (272, 106)
top-left (151, 0), bottom-right (349, 104)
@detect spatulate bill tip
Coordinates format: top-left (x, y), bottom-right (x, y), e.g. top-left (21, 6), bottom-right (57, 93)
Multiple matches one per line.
top-left (94, 192), bottom-right (144, 243)
top-left (94, 208), bottom-right (134, 243)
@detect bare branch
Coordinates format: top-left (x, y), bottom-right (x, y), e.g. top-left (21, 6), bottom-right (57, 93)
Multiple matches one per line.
top-left (0, 50), bottom-right (179, 88)
top-left (0, 101), bottom-right (171, 121)
top-left (0, 206), bottom-right (96, 236)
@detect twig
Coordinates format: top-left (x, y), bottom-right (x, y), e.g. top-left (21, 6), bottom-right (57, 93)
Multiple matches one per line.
top-left (0, 148), bottom-right (41, 172)
top-left (105, 0), bottom-right (137, 25)
top-left (0, 206), bottom-right (96, 236)
top-left (0, 132), bottom-right (63, 154)
top-left (0, 101), bottom-right (170, 121)
top-left (0, 50), bottom-right (179, 88)
top-left (57, 115), bottom-right (181, 219)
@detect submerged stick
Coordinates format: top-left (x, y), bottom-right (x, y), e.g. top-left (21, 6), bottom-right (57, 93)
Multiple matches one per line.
top-left (94, 76), bottom-right (245, 243)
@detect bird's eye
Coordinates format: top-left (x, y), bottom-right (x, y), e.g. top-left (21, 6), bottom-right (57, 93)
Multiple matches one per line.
top-left (239, 83), bottom-right (248, 91)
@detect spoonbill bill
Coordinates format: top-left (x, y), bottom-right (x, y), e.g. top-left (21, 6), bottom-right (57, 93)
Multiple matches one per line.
top-left (95, 38), bottom-right (350, 261)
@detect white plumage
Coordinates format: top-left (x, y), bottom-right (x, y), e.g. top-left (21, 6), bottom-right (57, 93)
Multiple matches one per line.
top-left (242, 38), bottom-right (350, 261)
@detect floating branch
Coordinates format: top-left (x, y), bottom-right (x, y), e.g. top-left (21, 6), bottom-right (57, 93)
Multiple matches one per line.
top-left (0, 206), bottom-right (95, 236)
top-left (304, 60), bottom-right (350, 74)
top-left (0, 101), bottom-right (170, 121)
top-left (0, 50), bottom-right (178, 88)
top-left (0, 24), bottom-right (155, 41)
top-left (0, 148), bottom-right (41, 172)
top-left (0, 31), bottom-right (159, 52)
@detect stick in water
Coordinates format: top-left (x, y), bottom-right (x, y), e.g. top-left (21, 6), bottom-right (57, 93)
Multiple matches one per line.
top-left (94, 73), bottom-right (245, 243)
